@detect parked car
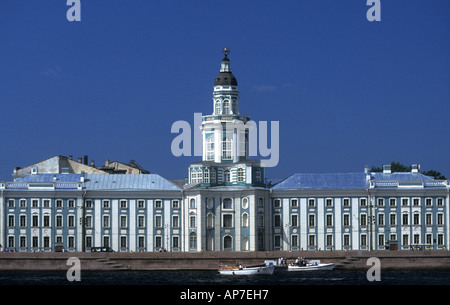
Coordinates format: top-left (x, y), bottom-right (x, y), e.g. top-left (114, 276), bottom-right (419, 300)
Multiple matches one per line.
top-left (90, 247), bottom-right (114, 252)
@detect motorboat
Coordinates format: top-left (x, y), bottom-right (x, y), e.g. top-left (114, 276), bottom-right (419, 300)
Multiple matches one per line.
top-left (218, 263), bottom-right (275, 275)
top-left (287, 259), bottom-right (334, 271)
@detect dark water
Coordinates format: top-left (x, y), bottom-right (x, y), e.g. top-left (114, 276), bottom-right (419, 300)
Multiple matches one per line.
top-left (1, 269), bottom-right (449, 285)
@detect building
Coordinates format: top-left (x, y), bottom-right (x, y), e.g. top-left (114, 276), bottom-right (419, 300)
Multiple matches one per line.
top-left (0, 50), bottom-right (448, 252)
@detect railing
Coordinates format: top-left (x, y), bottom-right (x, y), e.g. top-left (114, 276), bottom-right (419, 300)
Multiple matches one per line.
top-left (2, 182), bottom-right (81, 190)
top-left (370, 180), bottom-right (447, 188)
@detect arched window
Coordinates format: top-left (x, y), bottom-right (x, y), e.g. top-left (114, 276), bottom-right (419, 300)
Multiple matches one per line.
top-left (232, 101), bottom-right (238, 114)
top-left (190, 198), bottom-right (196, 209)
top-left (210, 168), bottom-right (216, 183)
top-left (223, 100), bottom-right (230, 114)
top-left (242, 236), bottom-right (249, 251)
top-left (206, 137), bottom-right (214, 161)
top-left (215, 100), bottom-right (221, 115)
top-left (223, 236), bottom-right (232, 251)
top-left (242, 213), bottom-right (249, 228)
top-left (223, 198), bottom-right (232, 209)
top-left (237, 168), bottom-right (245, 182)
top-left (189, 232), bottom-right (197, 250)
top-left (207, 213), bottom-right (214, 228)
top-left (224, 170), bottom-right (231, 182)
top-left (204, 168), bottom-right (210, 183)
top-left (222, 137), bottom-right (232, 160)
top-left (197, 169), bottom-right (203, 184)
top-left (190, 170), bottom-right (197, 184)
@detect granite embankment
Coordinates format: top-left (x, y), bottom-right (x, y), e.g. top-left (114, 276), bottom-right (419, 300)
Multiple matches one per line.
top-left (1, 250), bottom-right (449, 271)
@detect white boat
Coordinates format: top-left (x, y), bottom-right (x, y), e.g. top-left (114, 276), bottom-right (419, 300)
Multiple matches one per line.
top-left (287, 262), bottom-right (335, 271)
top-left (218, 264), bottom-right (275, 275)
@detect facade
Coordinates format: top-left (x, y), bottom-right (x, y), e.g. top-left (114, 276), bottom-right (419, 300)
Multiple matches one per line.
top-left (0, 50), bottom-right (449, 252)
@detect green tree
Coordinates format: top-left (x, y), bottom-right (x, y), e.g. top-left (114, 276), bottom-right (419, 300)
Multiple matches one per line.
top-left (370, 162), bottom-right (446, 180)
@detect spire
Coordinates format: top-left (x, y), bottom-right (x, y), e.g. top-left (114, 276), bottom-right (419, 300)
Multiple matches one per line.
top-left (215, 48), bottom-right (237, 86)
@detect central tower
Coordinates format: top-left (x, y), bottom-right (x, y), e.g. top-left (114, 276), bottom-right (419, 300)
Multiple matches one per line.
top-left (188, 49), bottom-right (265, 186)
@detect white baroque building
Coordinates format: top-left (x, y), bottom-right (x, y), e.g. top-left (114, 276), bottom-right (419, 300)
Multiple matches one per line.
top-left (0, 50), bottom-right (448, 252)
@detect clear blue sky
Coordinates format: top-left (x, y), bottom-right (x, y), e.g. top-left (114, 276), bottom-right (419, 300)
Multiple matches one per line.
top-left (0, 0), bottom-right (449, 181)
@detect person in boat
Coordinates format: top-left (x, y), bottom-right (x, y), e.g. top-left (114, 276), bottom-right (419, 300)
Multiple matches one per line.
top-left (239, 264), bottom-right (243, 270)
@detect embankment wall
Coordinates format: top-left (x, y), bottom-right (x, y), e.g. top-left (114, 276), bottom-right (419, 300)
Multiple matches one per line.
top-left (1, 250), bottom-right (449, 271)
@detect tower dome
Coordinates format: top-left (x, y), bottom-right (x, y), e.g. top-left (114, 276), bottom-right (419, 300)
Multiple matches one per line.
top-left (214, 48), bottom-right (238, 86)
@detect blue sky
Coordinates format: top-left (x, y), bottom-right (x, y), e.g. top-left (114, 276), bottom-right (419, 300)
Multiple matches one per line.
top-left (0, 0), bottom-right (449, 181)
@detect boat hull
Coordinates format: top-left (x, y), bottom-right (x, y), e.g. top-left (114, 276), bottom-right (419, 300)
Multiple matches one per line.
top-left (287, 263), bottom-right (335, 271)
top-left (219, 266), bottom-right (275, 275)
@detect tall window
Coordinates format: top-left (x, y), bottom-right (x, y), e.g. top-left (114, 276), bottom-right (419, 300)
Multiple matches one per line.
top-left (223, 100), bottom-right (230, 114)
top-left (206, 137), bottom-right (214, 161)
top-left (224, 170), bottom-right (231, 182)
top-left (190, 233), bottom-right (197, 250)
top-left (237, 168), bottom-right (245, 182)
top-left (215, 101), bottom-right (221, 115)
top-left (222, 137), bottom-right (232, 160)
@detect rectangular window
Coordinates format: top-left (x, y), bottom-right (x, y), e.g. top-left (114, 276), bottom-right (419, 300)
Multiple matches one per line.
top-left (138, 215), bottom-right (145, 228)
top-left (43, 199), bottom-right (50, 208)
top-left (103, 215), bottom-right (110, 228)
top-left (413, 213), bottom-right (420, 225)
top-left (326, 214), bottom-right (333, 227)
top-left (85, 200), bottom-right (93, 209)
top-left (32, 199), bottom-right (39, 208)
top-left (291, 215), bottom-right (298, 227)
top-left (120, 215), bottom-right (127, 228)
top-left (155, 200), bottom-right (162, 209)
top-left (360, 198), bottom-right (367, 207)
top-left (291, 199), bottom-right (298, 208)
top-left (103, 200), bottom-right (110, 209)
top-left (390, 214), bottom-right (396, 226)
top-left (155, 215), bottom-right (162, 228)
top-left (343, 198), bottom-right (350, 208)
top-left (378, 213), bottom-right (385, 226)
top-left (389, 198), bottom-right (396, 207)
top-left (138, 200), bottom-right (145, 209)
top-left (43, 215), bottom-right (50, 227)
top-left (20, 215), bottom-right (26, 227)
top-left (223, 215), bottom-right (232, 228)
top-left (56, 215), bottom-right (63, 227)
top-left (120, 236), bottom-right (127, 248)
top-left (273, 199), bottom-right (281, 208)
top-left (378, 234), bottom-right (385, 247)
top-left (172, 200), bottom-right (179, 209)
top-left (326, 198), bottom-right (333, 207)
top-left (120, 200), bottom-right (127, 209)
top-left (8, 215), bottom-right (14, 227)
top-left (172, 215), bottom-right (179, 228)
top-left (274, 214), bottom-right (281, 227)
top-left (426, 198), bottom-right (433, 207)
top-left (20, 199), bottom-right (27, 208)
top-left (308, 199), bottom-right (315, 208)
top-left (402, 214), bottom-right (409, 225)
top-left (68, 199), bottom-right (75, 209)
top-left (8, 199), bottom-right (15, 208)
top-left (343, 214), bottom-right (350, 226)
top-left (377, 198), bottom-right (384, 207)
top-left (32, 215), bottom-right (39, 227)
top-left (309, 214), bottom-right (315, 227)
top-left (190, 216), bottom-right (196, 228)
top-left (56, 199), bottom-right (63, 209)
top-left (360, 214), bottom-right (367, 226)
top-left (68, 215), bottom-right (75, 228)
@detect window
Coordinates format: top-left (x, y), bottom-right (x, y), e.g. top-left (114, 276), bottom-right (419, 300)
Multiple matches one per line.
top-left (242, 213), bottom-right (249, 227)
top-left (173, 236), bottom-right (179, 248)
top-left (68, 199), bottom-right (75, 209)
top-left (138, 200), bottom-right (145, 209)
top-left (215, 100), bottom-right (221, 115)
top-left (32, 199), bottom-right (39, 208)
top-left (274, 235), bottom-right (281, 249)
top-left (155, 200), bottom-right (162, 209)
top-left (103, 215), bottom-right (110, 228)
top-left (85, 200), bottom-right (92, 209)
top-left (20, 215), bottom-right (26, 227)
top-left (413, 213), bottom-right (420, 225)
top-left (56, 215), bottom-right (63, 227)
top-left (326, 214), bottom-right (333, 227)
top-left (8, 215), bottom-right (14, 227)
top-left (68, 215), bottom-right (75, 228)
top-left (361, 234), bottom-right (367, 247)
top-left (103, 200), bottom-right (110, 209)
top-left (155, 236), bottom-right (162, 249)
top-left (138, 236), bottom-right (145, 249)
top-left (292, 235), bottom-right (298, 247)
top-left (402, 198), bottom-right (409, 207)
top-left (343, 198), bottom-right (350, 208)
top-left (207, 213), bottom-right (214, 228)
top-left (120, 236), bottom-right (127, 249)
top-left (43, 215), bottom-right (50, 227)
top-left (242, 198), bottom-right (248, 209)
top-left (258, 214), bottom-right (264, 227)
top-left (222, 137), bottom-right (232, 160)
top-left (402, 214), bottom-right (409, 225)
top-left (389, 198), bottom-right (396, 207)
top-left (309, 214), bottom-right (315, 227)
top-left (206, 137), bottom-right (215, 161)
top-left (308, 199), bottom-right (315, 208)
top-left (291, 215), bottom-right (298, 227)
top-left (223, 214), bottom-right (233, 228)
top-left (326, 198), bottom-right (333, 207)
top-left (189, 233), bottom-right (197, 250)
top-left (56, 199), bottom-right (63, 209)
top-left (255, 169), bottom-right (261, 183)
top-left (274, 214), bottom-right (281, 227)
top-left (343, 214), bottom-right (350, 227)
top-left (86, 215), bottom-right (92, 228)
top-left (223, 198), bottom-right (232, 209)
top-left (402, 234), bottom-right (409, 246)
top-left (120, 215), bottom-right (127, 228)
top-left (360, 198), bottom-right (367, 207)
top-left (378, 213), bottom-right (385, 226)
top-left (8, 199), bottom-right (14, 208)
top-left (377, 198), bottom-right (384, 207)
top-left (437, 198), bottom-right (444, 207)
top-left (378, 235), bottom-right (385, 247)
top-left (223, 236), bottom-right (233, 250)
top-left (309, 235), bottom-right (316, 247)
top-left (32, 215), bottom-right (39, 227)
top-left (426, 213), bottom-right (432, 225)
top-left (43, 199), bottom-right (50, 208)
top-left (155, 215), bottom-right (162, 228)
top-left (426, 198), bottom-right (433, 207)
top-left (291, 199), bottom-right (298, 208)
top-left (390, 214), bottom-right (396, 226)
top-left (223, 100), bottom-right (230, 114)
top-left (326, 235), bottom-right (333, 247)
top-left (204, 168), bottom-right (210, 183)
top-left (190, 198), bottom-right (196, 209)
top-left (237, 168), bottom-right (244, 182)
top-left (120, 200), bottom-right (127, 209)
top-left (438, 213), bottom-right (444, 225)
top-left (172, 200), bottom-right (179, 209)
top-left (273, 199), bottom-right (281, 208)
top-left (190, 216), bottom-right (196, 228)
top-left (413, 198), bottom-right (420, 206)
top-left (137, 215), bottom-right (145, 228)
top-left (172, 215), bottom-right (179, 228)
top-left (343, 234), bottom-right (350, 247)
top-left (191, 170), bottom-right (197, 184)
top-left (20, 199), bottom-right (26, 208)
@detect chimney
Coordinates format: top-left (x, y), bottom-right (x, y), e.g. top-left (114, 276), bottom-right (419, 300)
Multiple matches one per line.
top-left (90, 160), bottom-right (95, 167)
top-left (83, 155), bottom-right (88, 165)
top-left (68, 155), bottom-right (73, 160)
top-left (78, 157), bottom-right (82, 163)
top-left (105, 159), bottom-right (110, 167)
top-left (383, 165), bottom-right (391, 174)
top-left (411, 164), bottom-right (420, 173)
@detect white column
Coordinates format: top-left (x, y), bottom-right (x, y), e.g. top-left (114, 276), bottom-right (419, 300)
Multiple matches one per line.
top-left (94, 199), bottom-right (101, 247)
top-left (130, 199), bottom-right (136, 252)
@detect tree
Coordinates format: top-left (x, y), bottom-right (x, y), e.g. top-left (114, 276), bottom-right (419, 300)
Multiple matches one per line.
top-left (370, 162), bottom-right (446, 180)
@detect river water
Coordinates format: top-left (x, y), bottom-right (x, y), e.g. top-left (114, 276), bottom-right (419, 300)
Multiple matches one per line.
top-left (1, 268), bottom-right (449, 285)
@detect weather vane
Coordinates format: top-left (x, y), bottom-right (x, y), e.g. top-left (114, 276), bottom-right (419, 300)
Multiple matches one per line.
top-left (222, 48), bottom-right (230, 57)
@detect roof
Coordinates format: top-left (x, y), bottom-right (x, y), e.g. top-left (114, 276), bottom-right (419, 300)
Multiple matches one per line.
top-left (84, 174), bottom-right (181, 191)
top-left (16, 173), bottom-right (181, 191)
top-left (272, 173), bottom-right (368, 190)
top-left (369, 172), bottom-right (434, 181)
